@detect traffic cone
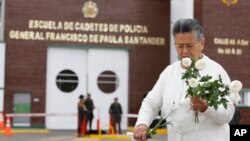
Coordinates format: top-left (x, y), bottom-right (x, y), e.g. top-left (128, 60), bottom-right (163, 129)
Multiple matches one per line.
top-left (109, 116), bottom-right (115, 134)
top-left (0, 112), bottom-right (4, 129)
top-left (81, 117), bottom-right (86, 135)
top-left (5, 116), bottom-right (11, 137)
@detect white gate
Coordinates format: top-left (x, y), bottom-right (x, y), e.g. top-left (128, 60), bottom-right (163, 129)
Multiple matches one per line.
top-left (46, 47), bottom-right (128, 130)
top-left (88, 48), bottom-right (128, 130)
top-left (46, 47), bottom-right (87, 129)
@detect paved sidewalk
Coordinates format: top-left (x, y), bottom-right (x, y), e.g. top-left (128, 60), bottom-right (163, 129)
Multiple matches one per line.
top-left (0, 130), bottom-right (168, 141)
top-left (0, 130), bottom-right (75, 141)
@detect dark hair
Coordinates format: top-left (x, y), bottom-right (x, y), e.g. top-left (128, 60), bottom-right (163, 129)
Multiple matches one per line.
top-left (172, 18), bottom-right (204, 40)
top-left (79, 95), bottom-right (84, 99)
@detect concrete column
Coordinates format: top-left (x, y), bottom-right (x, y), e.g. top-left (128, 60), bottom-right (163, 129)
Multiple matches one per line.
top-left (0, 43), bottom-right (5, 112)
top-left (170, 0), bottom-right (194, 64)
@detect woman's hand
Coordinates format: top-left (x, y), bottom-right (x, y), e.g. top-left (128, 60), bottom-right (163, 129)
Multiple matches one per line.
top-left (133, 124), bottom-right (148, 141)
top-left (191, 96), bottom-right (208, 112)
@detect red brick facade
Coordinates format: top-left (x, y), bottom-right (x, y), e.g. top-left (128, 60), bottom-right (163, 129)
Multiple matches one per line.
top-left (4, 0), bottom-right (170, 126)
top-left (194, 0), bottom-right (250, 124)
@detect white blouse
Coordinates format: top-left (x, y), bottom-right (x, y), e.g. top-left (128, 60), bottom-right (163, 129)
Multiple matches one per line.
top-left (136, 55), bottom-right (235, 141)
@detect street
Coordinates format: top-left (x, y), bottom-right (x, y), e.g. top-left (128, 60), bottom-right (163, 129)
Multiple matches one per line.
top-left (0, 130), bottom-right (167, 141)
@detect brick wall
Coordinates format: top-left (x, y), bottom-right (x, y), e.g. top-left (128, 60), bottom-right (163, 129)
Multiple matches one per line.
top-left (239, 107), bottom-right (250, 124)
top-left (4, 0), bottom-right (170, 126)
top-left (194, 0), bottom-right (250, 124)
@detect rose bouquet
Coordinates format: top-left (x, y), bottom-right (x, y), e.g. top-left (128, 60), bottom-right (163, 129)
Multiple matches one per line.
top-left (181, 57), bottom-right (242, 122)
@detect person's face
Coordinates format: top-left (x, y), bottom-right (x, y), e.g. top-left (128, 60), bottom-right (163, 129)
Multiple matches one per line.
top-left (174, 32), bottom-right (205, 60)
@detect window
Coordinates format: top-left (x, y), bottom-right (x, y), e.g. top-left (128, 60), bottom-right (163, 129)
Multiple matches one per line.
top-left (97, 70), bottom-right (119, 93)
top-left (56, 69), bottom-right (78, 93)
top-left (239, 89), bottom-right (250, 106)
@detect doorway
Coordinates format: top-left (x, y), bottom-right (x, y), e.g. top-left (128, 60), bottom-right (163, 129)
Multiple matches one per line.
top-left (13, 93), bottom-right (31, 127)
top-left (46, 47), bottom-right (129, 130)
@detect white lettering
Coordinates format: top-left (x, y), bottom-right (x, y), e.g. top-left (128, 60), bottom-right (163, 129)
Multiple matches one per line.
top-left (234, 129), bottom-right (247, 136)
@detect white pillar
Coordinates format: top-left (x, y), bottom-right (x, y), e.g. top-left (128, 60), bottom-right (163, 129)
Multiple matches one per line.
top-left (0, 43), bottom-right (5, 112)
top-left (170, 0), bottom-right (194, 64)
top-left (0, 0), bottom-right (5, 41)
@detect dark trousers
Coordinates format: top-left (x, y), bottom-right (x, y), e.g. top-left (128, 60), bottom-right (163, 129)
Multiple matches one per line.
top-left (111, 117), bottom-right (121, 134)
top-left (86, 118), bottom-right (93, 131)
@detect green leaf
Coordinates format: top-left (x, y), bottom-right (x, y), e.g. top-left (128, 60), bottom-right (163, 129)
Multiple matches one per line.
top-left (214, 103), bottom-right (218, 110)
top-left (221, 98), bottom-right (228, 109)
top-left (202, 82), bottom-right (211, 88)
top-left (200, 75), bottom-right (212, 82)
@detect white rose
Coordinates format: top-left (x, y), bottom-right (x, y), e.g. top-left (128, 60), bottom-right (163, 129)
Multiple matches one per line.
top-left (188, 78), bottom-right (198, 88)
top-left (195, 59), bottom-right (206, 70)
top-left (229, 80), bottom-right (243, 93)
top-left (181, 57), bottom-right (192, 68)
top-left (230, 92), bottom-right (241, 104)
top-left (219, 87), bottom-right (226, 92)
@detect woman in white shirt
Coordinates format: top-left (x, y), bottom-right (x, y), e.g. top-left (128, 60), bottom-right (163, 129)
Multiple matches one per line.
top-left (133, 18), bottom-right (235, 141)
